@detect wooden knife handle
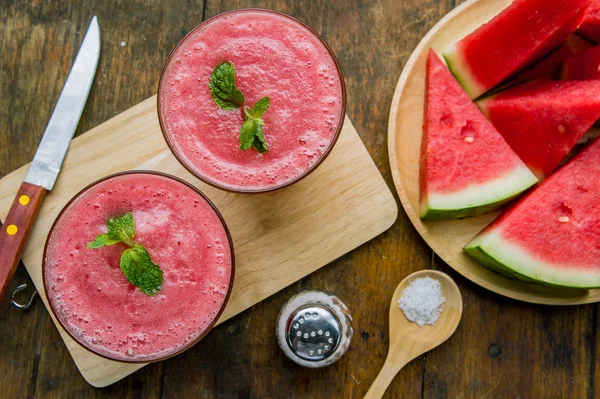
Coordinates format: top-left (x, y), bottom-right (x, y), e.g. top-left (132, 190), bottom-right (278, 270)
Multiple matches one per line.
top-left (0, 182), bottom-right (46, 300)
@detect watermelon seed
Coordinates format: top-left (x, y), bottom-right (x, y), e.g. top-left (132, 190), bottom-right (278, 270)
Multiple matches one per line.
top-left (558, 216), bottom-right (570, 223)
top-left (558, 125), bottom-right (566, 134)
top-left (464, 136), bottom-right (474, 143)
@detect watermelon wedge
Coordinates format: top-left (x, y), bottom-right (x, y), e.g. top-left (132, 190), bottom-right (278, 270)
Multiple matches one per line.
top-left (561, 44), bottom-right (600, 80)
top-left (420, 50), bottom-right (538, 220)
top-left (578, 0), bottom-right (600, 43)
top-left (477, 80), bottom-right (600, 179)
top-left (444, 0), bottom-right (591, 99)
top-left (465, 137), bottom-right (600, 289)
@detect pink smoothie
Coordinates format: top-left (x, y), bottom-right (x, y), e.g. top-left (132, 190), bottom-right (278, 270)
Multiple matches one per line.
top-left (44, 173), bottom-right (233, 362)
top-left (158, 9), bottom-right (345, 192)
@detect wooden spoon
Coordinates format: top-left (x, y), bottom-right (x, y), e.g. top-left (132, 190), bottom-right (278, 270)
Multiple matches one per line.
top-left (364, 270), bottom-right (463, 399)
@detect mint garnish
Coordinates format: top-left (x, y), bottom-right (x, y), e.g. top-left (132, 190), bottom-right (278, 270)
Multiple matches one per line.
top-left (209, 61), bottom-right (245, 110)
top-left (247, 96), bottom-right (270, 118)
top-left (241, 97), bottom-right (270, 153)
top-left (87, 234), bottom-right (121, 249)
top-left (209, 61), bottom-right (270, 153)
top-left (120, 244), bottom-right (163, 296)
top-left (106, 212), bottom-right (136, 246)
top-left (88, 212), bottom-right (163, 295)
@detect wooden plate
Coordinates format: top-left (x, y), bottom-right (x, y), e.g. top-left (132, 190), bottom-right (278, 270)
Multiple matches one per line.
top-left (387, 0), bottom-right (600, 305)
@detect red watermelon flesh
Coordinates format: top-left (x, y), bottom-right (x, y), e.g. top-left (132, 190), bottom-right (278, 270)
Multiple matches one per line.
top-left (578, 0), bottom-right (600, 43)
top-left (512, 34), bottom-right (593, 84)
top-left (444, 0), bottom-right (591, 99)
top-left (465, 137), bottom-right (600, 288)
top-left (420, 50), bottom-right (537, 219)
top-left (561, 44), bottom-right (600, 79)
top-left (477, 80), bottom-right (600, 179)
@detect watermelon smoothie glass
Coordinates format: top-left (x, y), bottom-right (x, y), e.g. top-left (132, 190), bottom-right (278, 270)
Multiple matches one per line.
top-left (158, 9), bottom-right (346, 193)
top-left (43, 171), bottom-right (234, 363)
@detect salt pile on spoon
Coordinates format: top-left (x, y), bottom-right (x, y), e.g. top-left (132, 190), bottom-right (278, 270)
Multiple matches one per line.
top-left (398, 277), bottom-right (445, 327)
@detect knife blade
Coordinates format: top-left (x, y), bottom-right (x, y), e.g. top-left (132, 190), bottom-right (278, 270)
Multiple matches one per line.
top-left (25, 16), bottom-right (101, 190)
top-left (0, 16), bottom-right (101, 300)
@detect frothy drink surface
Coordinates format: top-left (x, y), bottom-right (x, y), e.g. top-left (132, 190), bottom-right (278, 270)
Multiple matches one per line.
top-left (44, 173), bottom-right (232, 361)
top-left (159, 10), bottom-right (344, 191)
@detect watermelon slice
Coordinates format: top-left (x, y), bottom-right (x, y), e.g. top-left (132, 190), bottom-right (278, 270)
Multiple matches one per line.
top-left (420, 50), bottom-right (538, 219)
top-left (477, 80), bottom-right (600, 179)
top-left (561, 44), bottom-right (600, 79)
top-left (578, 0), bottom-right (600, 43)
top-left (512, 34), bottom-right (593, 84)
top-left (444, 0), bottom-right (591, 99)
top-left (464, 137), bottom-right (600, 289)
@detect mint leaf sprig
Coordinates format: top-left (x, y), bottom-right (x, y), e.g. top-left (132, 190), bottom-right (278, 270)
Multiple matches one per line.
top-left (241, 97), bottom-right (270, 152)
top-left (209, 61), bottom-right (270, 153)
top-left (88, 212), bottom-right (163, 296)
top-left (208, 61), bottom-right (245, 110)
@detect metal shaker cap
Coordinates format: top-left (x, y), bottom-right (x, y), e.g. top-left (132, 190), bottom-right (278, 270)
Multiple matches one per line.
top-left (277, 290), bottom-right (353, 368)
top-left (286, 305), bottom-right (341, 361)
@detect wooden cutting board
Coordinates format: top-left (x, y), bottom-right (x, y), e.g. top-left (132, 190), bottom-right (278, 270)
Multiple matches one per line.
top-left (0, 96), bottom-right (397, 387)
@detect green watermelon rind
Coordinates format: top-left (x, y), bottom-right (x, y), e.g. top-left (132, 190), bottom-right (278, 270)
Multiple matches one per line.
top-left (443, 48), bottom-right (486, 100)
top-left (420, 164), bottom-right (538, 220)
top-left (465, 230), bottom-right (600, 289)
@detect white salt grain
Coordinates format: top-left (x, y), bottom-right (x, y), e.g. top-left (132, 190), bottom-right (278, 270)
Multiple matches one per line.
top-left (398, 277), bottom-right (445, 327)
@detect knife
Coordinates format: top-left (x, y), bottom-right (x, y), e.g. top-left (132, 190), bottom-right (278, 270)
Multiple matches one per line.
top-left (0, 16), bottom-right (100, 300)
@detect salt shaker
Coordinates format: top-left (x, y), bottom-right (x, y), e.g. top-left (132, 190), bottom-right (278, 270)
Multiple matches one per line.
top-left (276, 290), bottom-right (353, 368)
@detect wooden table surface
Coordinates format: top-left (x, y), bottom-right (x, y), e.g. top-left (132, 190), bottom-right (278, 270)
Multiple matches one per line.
top-left (1, 1), bottom-right (596, 398)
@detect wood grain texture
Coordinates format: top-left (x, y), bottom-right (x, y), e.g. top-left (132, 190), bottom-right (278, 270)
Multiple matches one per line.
top-left (1, 0), bottom-right (598, 397)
